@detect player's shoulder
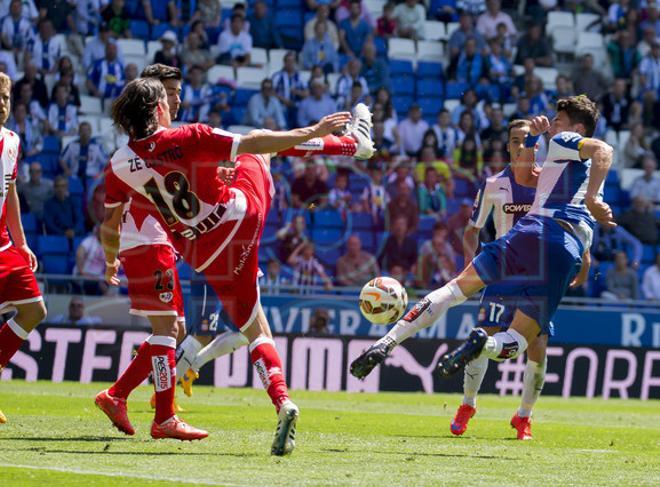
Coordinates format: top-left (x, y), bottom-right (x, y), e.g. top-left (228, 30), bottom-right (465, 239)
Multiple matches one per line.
top-left (0, 126), bottom-right (21, 154)
top-left (550, 131), bottom-right (584, 148)
top-left (483, 167), bottom-right (511, 190)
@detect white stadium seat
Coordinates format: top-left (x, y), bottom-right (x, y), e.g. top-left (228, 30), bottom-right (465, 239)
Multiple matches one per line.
top-left (207, 64), bottom-right (235, 83)
top-left (502, 103), bottom-right (516, 117)
top-left (269, 49), bottom-right (288, 73)
top-left (236, 66), bottom-right (267, 89)
top-left (61, 135), bottom-right (77, 149)
top-left (117, 39), bottom-right (145, 57)
top-left (364, 0), bottom-right (386, 17)
top-left (388, 37), bottom-right (415, 60)
top-left (552, 25), bottom-right (577, 54)
top-left (146, 41), bottom-right (160, 63)
top-left (445, 22), bottom-right (460, 38)
top-left (79, 95), bottom-right (103, 115)
top-left (78, 114), bottom-right (101, 133)
top-left (416, 40), bottom-right (444, 62)
top-left (423, 21), bottom-right (446, 41)
top-left (99, 117), bottom-right (114, 135)
top-left (576, 32), bottom-right (604, 50)
top-left (298, 70), bottom-right (311, 85)
top-left (535, 67), bottom-right (559, 90)
top-left (547, 11), bottom-right (574, 35)
top-left (444, 99), bottom-right (460, 113)
top-left (576, 12), bottom-right (600, 32)
top-left (326, 72), bottom-right (341, 93)
top-left (124, 54), bottom-right (146, 76)
top-left (251, 47), bottom-right (268, 67)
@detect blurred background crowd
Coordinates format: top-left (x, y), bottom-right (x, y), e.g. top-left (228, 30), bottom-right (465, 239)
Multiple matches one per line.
top-left (2, 0), bottom-right (659, 300)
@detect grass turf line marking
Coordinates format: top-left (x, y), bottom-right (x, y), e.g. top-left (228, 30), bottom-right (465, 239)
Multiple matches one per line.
top-left (0, 463), bottom-right (240, 486)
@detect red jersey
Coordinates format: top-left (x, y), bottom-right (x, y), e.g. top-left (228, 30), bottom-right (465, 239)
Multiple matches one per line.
top-left (0, 127), bottom-right (21, 252)
top-left (105, 123), bottom-right (245, 271)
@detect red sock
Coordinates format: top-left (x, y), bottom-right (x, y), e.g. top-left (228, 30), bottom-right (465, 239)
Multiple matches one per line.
top-left (249, 338), bottom-right (289, 412)
top-left (0, 320), bottom-right (28, 368)
top-left (108, 340), bottom-right (151, 399)
top-left (150, 342), bottom-right (176, 424)
top-left (277, 134), bottom-right (357, 157)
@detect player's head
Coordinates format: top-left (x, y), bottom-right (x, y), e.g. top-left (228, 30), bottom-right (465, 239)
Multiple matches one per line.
top-left (551, 95), bottom-right (599, 137)
top-left (0, 72), bottom-right (11, 126)
top-left (507, 119), bottom-right (532, 164)
top-left (112, 78), bottom-right (169, 139)
top-left (141, 63), bottom-right (182, 121)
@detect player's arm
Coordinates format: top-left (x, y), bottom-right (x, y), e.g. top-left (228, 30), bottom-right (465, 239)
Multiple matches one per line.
top-left (6, 183), bottom-right (37, 271)
top-left (570, 249), bottom-right (591, 288)
top-left (237, 112), bottom-right (351, 155)
top-left (101, 204), bottom-right (124, 286)
top-left (578, 137), bottom-right (616, 229)
top-left (463, 185), bottom-right (492, 263)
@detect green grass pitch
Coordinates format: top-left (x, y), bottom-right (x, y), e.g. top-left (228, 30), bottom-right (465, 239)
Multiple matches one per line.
top-left (0, 381), bottom-right (658, 486)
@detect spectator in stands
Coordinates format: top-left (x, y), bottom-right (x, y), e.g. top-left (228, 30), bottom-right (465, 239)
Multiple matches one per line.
top-left (456, 37), bottom-right (485, 86)
top-left (416, 140), bottom-right (452, 186)
top-left (361, 162), bottom-right (387, 221)
top-left (379, 215), bottom-right (417, 274)
top-left (291, 160), bottom-right (329, 209)
top-left (16, 83), bottom-right (46, 128)
top-left (527, 77), bottom-right (550, 115)
top-left (336, 234), bottom-right (380, 287)
top-left (454, 137), bottom-right (483, 183)
top-left (393, 0), bottom-right (425, 40)
top-left (361, 41), bottom-right (389, 93)
top-left (305, 4), bottom-right (340, 48)
top-left (572, 54), bottom-right (609, 102)
top-left (221, 3), bottom-right (250, 33)
top-left (74, 225), bottom-right (109, 295)
top-left (7, 102), bottom-right (42, 158)
top-left (603, 251), bottom-right (639, 300)
top-left (397, 104), bottom-right (429, 157)
top-left (487, 38), bottom-right (513, 85)
top-left (154, 30), bottom-right (182, 68)
top-left (508, 95), bottom-right (531, 121)
top-left (480, 104), bottom-right (507, 150)
top-left (623, 122), bottom-right (650, 168)
top-left (336, 58), bottom-right (369, 108)
top-left (59, 121), bottom-right (106, 186)
top-left (262, 259), bottom-right (288, 295)
top-left (54, 57), bottom-right (81, 106)
top-left (1, 0), bottom-right (32, 53)
top-left (630, 154), bottom-right (660, 207)
top-left (550, 74), bottom-right (574, 105)
top-left (457, 0), bottom-right (487, 15)
top-left (124, 62), bottom-right (138, 83)
top-left (339, 0), bottom-right (372, 57)
top-left (417, 222), bottom-right (456, 288)
top-left (193, 0), bottom-right (221, 29)
top-left (276, 214), bottom-right (309, 262)
top-left (328, 171), bottom-right (352, 214)
top-left (448, 11), bottom-right (486, 62)
top-left (297, 79), bottom-right (337, 127)
top-left (638, 42), bottom-right (660, 95)
top-left (607, 29), bottom-right (641, 79)
top-left (456, 110), bottom-right (482, 148)
top-left (619, 196), bottom-right (658, 245)
top-left (27, 19), bottom-right (63, 74)
top-left (288, 242), bottom-right (333, 293)
top-left (179, 65), bottom-right (212, 123)
top-left (249, 0), bottom-right (282, 50)
top-left (417, 165), bottom-right (447, 218)
top-left (101, 0), bottom-right (130, 38)
top-left (82, 23), bottom-right (117, 71)
top-left (637, 25), bottom-right (657, 58)
top-left (51, 297), bottom-right (102, 326)
top-left (432, 109), bottom-right (458, 160)
top-left (336, 0), bottom-right (374, 25)
top-left (246, 78), bottom-right (287, 129)
top-left (302, 21), bottom-right (339, 73)
top-left (86, 41), bottom-right (124, 99)
top-left (607, 0), bottom-right (630, 32)
top-left (309, 308), bottom-right (330, 335)
top-left (514, 22), bottom-right (552, 67)
top-left (182, 32), bottom-right (214, 71)
top-left (592, 224), bottom-right (643, 269)
top-left (43, 175), bottom-right (85, 237)
top-left (216, 14), bottom-right (252, 67)
top-left (376, 2), bottom-right (397, 38)
top-left (476, 0), bottom-right (516, 40)
top-left (387, 179), bottom-right (419, 233)
top-left (46, 84), bottom-right (77, 137)
top-left (272, 51), bottom-right (308, 126)
top-left (447, 199), bottom-right (473, 258)
top-left (601, 78), bottom-right (631, 132)
top-left (143, 0), bottom-right (177, 27)
top-left (642, 253), bottom-right (660, 300)
top-left (17, 162), bottom-right (52, 219)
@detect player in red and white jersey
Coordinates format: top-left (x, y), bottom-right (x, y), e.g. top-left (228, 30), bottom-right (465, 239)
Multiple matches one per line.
top-left (0, 73), bottom-right (47, 424)
top-left (99, 78), bottom-right (373, 454)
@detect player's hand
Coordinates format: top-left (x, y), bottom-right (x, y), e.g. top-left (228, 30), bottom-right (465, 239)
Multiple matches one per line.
top-left (17, 244), bottom-right (38, 272)
top-left (586, 198), bottom-right (617, 229)
top-left (313, 112), bottom-right (351, 137)
top-left (217, 166), bottom-right (235, 184)
top-left (570, 251), bottom-right (591, 288)
top-left (529, 115), bottom-right (550, 136)
top-left (105, 259), bottom-right (121, 286)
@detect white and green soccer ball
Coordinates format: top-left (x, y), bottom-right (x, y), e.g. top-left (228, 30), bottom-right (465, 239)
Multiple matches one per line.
top-left (359, 277), bottom-right (408, 325)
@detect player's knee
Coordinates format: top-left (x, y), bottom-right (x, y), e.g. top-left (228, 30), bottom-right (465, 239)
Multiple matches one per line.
top-left (15, 301), bottom-right (47, 330)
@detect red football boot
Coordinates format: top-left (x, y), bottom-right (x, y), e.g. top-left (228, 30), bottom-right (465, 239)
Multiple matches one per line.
top-left (450, 404), bottom-right (476, 436)
top-left (95, 389), bottom-right (135, 435)
top-left (510, 413), bottom-right (533, 440)
top-left (150, 416), bottom-right (208, 441)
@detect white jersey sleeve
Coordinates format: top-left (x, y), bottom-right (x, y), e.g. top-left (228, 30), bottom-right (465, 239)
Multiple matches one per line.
top-left (469, 182), bottom-right (494, 229)
top-left (546, 132), bottom-right (585, 163)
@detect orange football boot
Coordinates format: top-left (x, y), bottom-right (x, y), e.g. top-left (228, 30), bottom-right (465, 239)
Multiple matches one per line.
top-left (95, 389), bottom-right (135, 435)
top-left (450, 404), bottom-right (476, 436)
top-left (150, 416), bottom-right (208, 441)
top-left (510, 413), bottom-right (533, 440)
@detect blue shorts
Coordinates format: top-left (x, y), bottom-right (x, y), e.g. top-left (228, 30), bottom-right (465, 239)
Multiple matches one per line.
top-left (472, 215), bottom-right (582, 334)
top-left (478, 283), bottom-right (555, 336)
top-left (185, 272), bottom-right (236, 336)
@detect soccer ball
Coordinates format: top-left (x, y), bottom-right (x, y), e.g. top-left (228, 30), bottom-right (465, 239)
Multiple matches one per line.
top-left (359, 277), bottom-right (408, 325)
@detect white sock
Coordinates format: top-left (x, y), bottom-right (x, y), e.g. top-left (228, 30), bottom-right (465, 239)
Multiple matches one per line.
top-left (518, 358), bottom-right (546, 418)
top-left (481, 329), bottom-right (528, 361)
top-left (379, 281), bottom-right (467, 346)
top-left (175, 335), bottom-right (203, 378)
top-left (462, 354), bottom-right (489, 408)
top-left (7, 318), bottom-right (29, 339)
top-left (192, 331), bottom-right (249, 372)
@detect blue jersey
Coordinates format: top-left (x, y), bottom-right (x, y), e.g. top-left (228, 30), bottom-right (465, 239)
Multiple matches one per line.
top-left (469, 165), bottom-right (537, 239)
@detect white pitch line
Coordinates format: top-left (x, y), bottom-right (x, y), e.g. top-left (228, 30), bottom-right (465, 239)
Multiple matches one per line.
top-left (0, 463), bottom-right (241, 486)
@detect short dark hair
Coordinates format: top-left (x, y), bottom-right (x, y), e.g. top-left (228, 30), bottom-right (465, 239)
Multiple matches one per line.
top-left (556, 95), bottom-right (599, 137)
top-left (111, 78), bottom-right (165, 139)
top-left (507, 119), bottom-right (531, 139)
top-left (140, 63), bottom-right (182, 81)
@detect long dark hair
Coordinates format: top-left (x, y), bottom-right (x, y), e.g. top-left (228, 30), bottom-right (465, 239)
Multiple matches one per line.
top-left (111, 78), bottom-right (164, 139)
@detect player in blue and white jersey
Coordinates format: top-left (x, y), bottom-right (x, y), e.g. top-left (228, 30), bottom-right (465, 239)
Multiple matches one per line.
top-left (351, 95), bottom-right (613, 412)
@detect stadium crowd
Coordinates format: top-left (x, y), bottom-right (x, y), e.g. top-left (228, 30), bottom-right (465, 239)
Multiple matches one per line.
top-left (2, 0), bottom-right (659, 300)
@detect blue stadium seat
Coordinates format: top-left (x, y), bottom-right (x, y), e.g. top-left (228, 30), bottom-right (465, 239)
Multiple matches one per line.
top-left (476, 83), bottom-right (500, 102)
top-left (316, 247), bottom-right (341, 267)
top-left (21, 213), bottom-right (37, 233)
top-left (228, 107), bottom-right (247, 125)
top-left (354, 231), bottom-right (376, 253)
top-left (42, 254), bottom-right (70, 274)
top-left (233, 88), bottom-right (258, 106)
top-left (350, 212), bottom-right (374, 230)
top-left (391, 75), bottom-right (415, 96)
top-left (130, 20), bottom-right (149, 39)
top-left (392, 96), bottom-right (414, 115)
top-left (277, 0), bottom-right (302, 8)
top-left (416, 79), bottom-right (443, 98)
top-left (124, 0), bottom-right (141, 16)
top-left (262, 224), bottom-right (278, 243)
top-left (389, 59), bottom-right (414, 76)
top-left (37, 235), bottom-right (69, 255)
top-left (374, 36), bottom-right (388, 58)
top-left (642, 245), bottom-right (657, 264)
top-left (417, 61), bottom-right (444, 79)
top-left (446, 197), bottom-right (460, 215)
top-left (418, 98), bottom-right (442, 118)
top-left (348, 173), bottom-right (369, 194)
top-left (419, 216), bottom-right (437, 234)
top-left (266, 208), bottom-right (280, 226)
top-left (275, 12), bottom-right (303, 29)
top-left (453, 178), bottom-right (477, 198)
top-left (43, 136), bottom-right (61, 154)
top-left (68, 177), bottom-right (84, 197)
top-left (313, 209), bottom-right (343, 229)
top-left (445, 81), bottom-right (468, 99)
top-left (150, 24), bottom-right (178, 41)
top-left (606, 170), bottom-right (620, 185)
top-left (311, 228), bottom-right (342, 245)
